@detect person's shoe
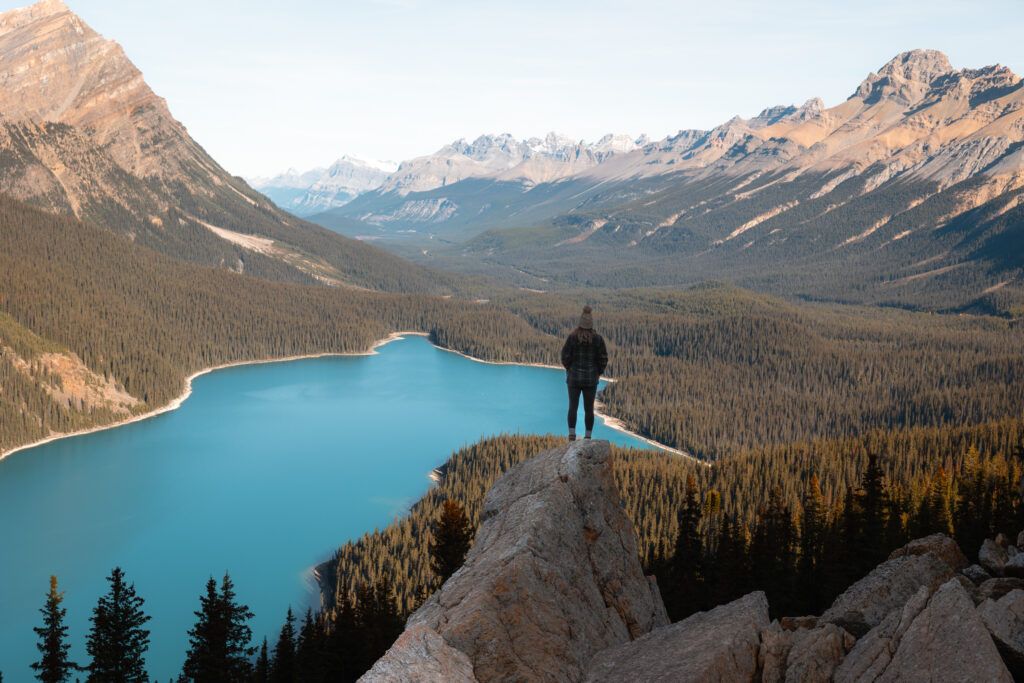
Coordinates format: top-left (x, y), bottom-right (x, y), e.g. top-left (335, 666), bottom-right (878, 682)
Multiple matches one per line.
top-left (584, 431), bottom-right (592, 439)
top-left (569, 433), bottom-right (576, 441)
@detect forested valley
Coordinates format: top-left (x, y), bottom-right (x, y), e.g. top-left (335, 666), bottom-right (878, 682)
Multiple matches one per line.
top-left (3, 193), bottom-right (1023, 461)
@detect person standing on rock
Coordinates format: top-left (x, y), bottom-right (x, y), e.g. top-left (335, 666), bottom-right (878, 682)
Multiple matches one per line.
top-left (561, 305), bottom-right (608, 441)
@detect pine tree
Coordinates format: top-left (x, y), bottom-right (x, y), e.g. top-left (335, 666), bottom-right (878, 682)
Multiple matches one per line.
top-left (294, 609), bottom-right (323, 683)
top-left (798, 475), bottom-right (826, 613)
top-left (269, 607), bottom-right (296, 683)
top-left (667, 475), bottom-right (703, 619)
top-left (252, 638), bottom-right (269, 683)
top-left (31, 575), bottom-right (77, 683)
top-left (85, 567), bottom-right (151, 682)
top-left (429, 500), bottom-right (473, 585)
top-left (181, 573), bottom-right (254, 682)
top-left (927, 467), bottom-right (954, 536)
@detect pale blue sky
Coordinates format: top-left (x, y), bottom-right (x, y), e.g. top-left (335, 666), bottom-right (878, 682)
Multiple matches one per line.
top-left (48, 0), bottom-right (1024, 177)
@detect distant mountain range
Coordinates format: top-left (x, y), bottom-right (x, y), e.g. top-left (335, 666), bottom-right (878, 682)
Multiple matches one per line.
top-left (249, 156), bottom-right (398, 217)
top-left (305, 49), bottom-right (1024, 311)
top-left (251, 132), bottom-right (647, 218)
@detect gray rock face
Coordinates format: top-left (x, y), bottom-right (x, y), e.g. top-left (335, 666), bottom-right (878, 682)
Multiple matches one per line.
top-left (404, 440), bottom-right (668, 682)
top-left (357, 625), bottom-right (477, 683)
top-left (836, 580), bottom-right (1011, 682)
top-left (877, 579), bottom-right (1011, 681)
top-left (983, 538), bottom-right (1011, 576)
top-left (887, 533), bottom-right (968, 571)
top-left (957, 575), bottom-right (984, 606)
top-left (963, 563), bottom-right (992, 585)
top-left (584, 592), bottom-right (769, 682)
top-left (980, 577), bottom-right (1024, 601)
top-left (759, 621), bottom-right (795, 683)
top-left (820, 552), bottom-right (954, 637)
top-left (979, 589), bottom-right (1024, 679)
top-left (783, 624), bottom-right (855, 683)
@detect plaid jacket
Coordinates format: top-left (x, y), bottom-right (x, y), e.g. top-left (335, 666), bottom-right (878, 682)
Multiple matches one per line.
top-left (561, 333), bottom-right (608, 387)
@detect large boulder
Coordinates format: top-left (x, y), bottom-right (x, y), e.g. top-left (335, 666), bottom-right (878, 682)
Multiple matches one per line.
top-left (836, 580), bottom-right (1011, 682)
top-left (979, 589), bottom-right (1024, 679)
top-left (877, 579), bottom-right (1011, 681)
top-left (887, 533), bottom-right (968, 572)
top-left (358, 625), bottom-right (477, 683)
top-left (402, 440), bottom-right (668, 682)
top-left (584, 591), bottom-right (769, 682)
top-left (819, 552), bottom-right (954, 637)
top-left (981, 538), bottom-right (1009, 576)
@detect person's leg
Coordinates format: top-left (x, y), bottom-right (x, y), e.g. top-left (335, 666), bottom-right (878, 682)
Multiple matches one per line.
top-left (567, 385), bottom-right (581, 439)
top-left (582, 385), bottom-right (597, 438)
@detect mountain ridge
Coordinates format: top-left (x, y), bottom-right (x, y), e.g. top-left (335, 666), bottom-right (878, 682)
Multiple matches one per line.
top-left (312, 49), bottom-right (1024, 312)
top-left (0, 0), bottom-right (460, 295)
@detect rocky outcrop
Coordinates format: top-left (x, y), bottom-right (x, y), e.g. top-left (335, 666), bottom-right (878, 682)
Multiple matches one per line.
top-left (819, 552), bottom-right (954, 637)
top-left (372, 440), bottom-right (667, 682)
top-left (359, 625), bottom-right (477, 683)
top-left (583, 592), bottom-right (768, 682)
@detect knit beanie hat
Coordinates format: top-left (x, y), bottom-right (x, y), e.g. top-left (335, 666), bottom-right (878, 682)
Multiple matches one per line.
top-left (579, 305), bottom-right (593, 330)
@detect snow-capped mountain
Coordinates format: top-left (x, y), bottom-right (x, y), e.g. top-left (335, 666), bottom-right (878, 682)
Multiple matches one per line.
top-left (251, 155), bottom-right (397, 216)
top-left (376, 132), bottom-right (648, 195)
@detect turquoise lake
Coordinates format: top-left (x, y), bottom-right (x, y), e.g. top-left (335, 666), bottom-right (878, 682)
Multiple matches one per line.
top-left (0, 334), bottom-right (656, 680)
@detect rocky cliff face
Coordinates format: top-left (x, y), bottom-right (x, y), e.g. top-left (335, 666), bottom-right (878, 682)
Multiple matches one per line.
top-left (0, 0), bottom-right (443, 293)
top-left (361, 442), bottom-right (1023, 681)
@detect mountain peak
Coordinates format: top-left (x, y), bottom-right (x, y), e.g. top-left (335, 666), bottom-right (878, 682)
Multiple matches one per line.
top-left (853, 49), bottom-right (955, 106)
top-left (0, 0), bottom-right (70, 29)
top-left (877, 49), bottom-right (953, 84)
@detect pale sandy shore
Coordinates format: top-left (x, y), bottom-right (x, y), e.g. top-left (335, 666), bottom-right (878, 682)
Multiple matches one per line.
top-left (1, 331), bottom-right (695, 463)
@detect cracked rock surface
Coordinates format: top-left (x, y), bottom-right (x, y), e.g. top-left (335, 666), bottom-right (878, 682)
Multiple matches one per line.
top-left (382, 440), bottom-right (667, 682)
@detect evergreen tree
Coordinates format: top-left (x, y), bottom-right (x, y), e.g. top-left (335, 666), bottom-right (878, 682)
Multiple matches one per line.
top-left (85, 567), bottom-right (151, 683)
top-left (294, 609), bottom-right (323, 683)
top-left (667, 475), bottom-right (703, 619)
top-left (710, 515), bottom-right (747, 607)
top-left (269, 607), bottom-right (296, 683)
top-left (798, 475), bottom-right (826, 613)
top-left (252, 639), bottom-right (269, 683)
top-left (181, 573), bottom-right (254, 682)
top-left (926, 467), bottom-right (954, 536)
top-left (429, 500), bottom-right (473, 585)
top-left (31, 575), bottom-right (77, 683)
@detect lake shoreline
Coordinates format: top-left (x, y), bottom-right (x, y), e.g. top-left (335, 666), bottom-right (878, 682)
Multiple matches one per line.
top-left (1, 330), bottom-right (691, 462)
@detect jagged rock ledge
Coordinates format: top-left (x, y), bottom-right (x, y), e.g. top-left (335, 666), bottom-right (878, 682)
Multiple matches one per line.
top-left (360, 441), bottom-right (1022, 681)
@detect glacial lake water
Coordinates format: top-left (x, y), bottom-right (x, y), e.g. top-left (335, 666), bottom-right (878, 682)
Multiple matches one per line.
top-left (0, 334), bottom-right (656, 680)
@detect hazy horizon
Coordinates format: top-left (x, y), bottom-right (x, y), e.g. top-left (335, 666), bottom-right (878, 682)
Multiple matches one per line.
top-left (45, 0), bottom-right (1024, 177)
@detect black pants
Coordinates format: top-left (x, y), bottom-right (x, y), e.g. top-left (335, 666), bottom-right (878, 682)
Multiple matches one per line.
top-left (567, 384), bottom-right (597, 432)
